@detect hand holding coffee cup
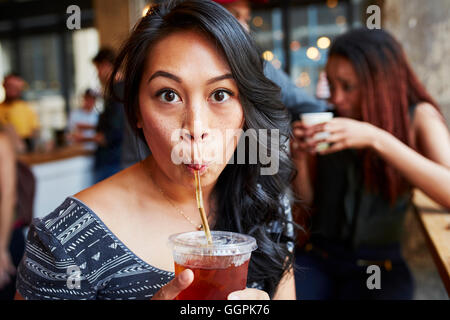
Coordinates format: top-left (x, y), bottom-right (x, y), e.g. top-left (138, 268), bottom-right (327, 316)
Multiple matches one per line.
top-left (299, 112), bottom-right (334, 152)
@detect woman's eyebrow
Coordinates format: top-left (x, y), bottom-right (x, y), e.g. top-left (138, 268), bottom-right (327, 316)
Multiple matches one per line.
top-left (148, 70), bottom-right (182, 84)
top-left (148, 71), bottom-right (234, 85)
top-left (206, 73), bottom-right (234, 85)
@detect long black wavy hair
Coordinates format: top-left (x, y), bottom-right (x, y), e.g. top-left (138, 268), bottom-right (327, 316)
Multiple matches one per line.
top-left (109, 0), bottom-right (297, 298)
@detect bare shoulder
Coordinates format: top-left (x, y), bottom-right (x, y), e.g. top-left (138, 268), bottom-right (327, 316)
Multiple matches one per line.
top-left (411, 102), bottom-right (450, 165)
top-left (412, 102), bottom-right (446, 127)
top-left (74, 166), bottom-right (137, 217)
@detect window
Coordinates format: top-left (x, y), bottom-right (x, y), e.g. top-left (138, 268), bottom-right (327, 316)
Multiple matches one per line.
top-left (289, 1), bottom-right (350, 96)
top-left (251, 0), bottom-right (359, 97)
top-left (19, 33), bottom-right (63, 100)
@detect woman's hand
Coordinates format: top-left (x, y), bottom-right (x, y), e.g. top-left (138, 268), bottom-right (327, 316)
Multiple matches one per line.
top-left (228, 288), bottom-right (270, 300)
top-left (291, 120), bottom-right (316, 159)
top-left (306, 118), bottom-right (380, 155)
top-left (151, 269), bottom-right (194, 300)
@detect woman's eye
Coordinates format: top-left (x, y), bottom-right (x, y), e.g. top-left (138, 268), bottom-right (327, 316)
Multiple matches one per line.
top-left (210, 90), bottom-right (232, 103)
top-left (158, 90), bottom-right (181, 103)
top-left (343, 83), bottom-right (355, 92)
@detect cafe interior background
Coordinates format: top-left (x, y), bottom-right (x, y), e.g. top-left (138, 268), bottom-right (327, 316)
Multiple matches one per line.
top-left (0, 0), bottom-right (449, 299)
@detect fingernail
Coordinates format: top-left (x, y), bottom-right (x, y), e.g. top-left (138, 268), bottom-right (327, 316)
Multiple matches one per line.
top-left (228, 293), bottom-right (240, 300)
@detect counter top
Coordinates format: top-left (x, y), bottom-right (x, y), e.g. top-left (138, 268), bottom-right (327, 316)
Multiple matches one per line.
top-left (18, 144), bottom-right (94, 165)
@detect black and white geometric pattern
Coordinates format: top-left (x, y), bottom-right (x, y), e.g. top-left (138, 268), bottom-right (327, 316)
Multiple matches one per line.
top-left (16, 197), bottom-right (174, 300)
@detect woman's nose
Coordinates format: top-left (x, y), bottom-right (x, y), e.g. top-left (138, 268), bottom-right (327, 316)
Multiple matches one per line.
top-left (182, 104), bottom-right (209, 142)
top-left (330, 88), bottom-right (345, 106)
top-left (183, 122), bottom-right (208, 141)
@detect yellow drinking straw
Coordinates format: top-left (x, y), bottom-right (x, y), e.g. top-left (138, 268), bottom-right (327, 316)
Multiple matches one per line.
top-left (194, 170), bottom-right (213, 245)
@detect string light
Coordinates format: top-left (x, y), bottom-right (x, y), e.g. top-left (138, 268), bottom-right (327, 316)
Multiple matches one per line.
top-left (306, 47), bottom-right (320, 61)
top-left (327, 0), bottom-right (338, 9)
top-left (317, 36), bottom-right (331, 49)
top-left (290, 40), bottom-right (301, 51)
top-left (252, 16), bottom-right (263, 27)
top-left (296, 72), bottom-right (311, 88)
top-left (262, 50), bottom-right (274, 61)
top-left (336, 16), bottom-right (347, 25)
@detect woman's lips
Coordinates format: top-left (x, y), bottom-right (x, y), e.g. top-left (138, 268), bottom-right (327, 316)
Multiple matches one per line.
top-left (184, 163), bottom-right (209, 174)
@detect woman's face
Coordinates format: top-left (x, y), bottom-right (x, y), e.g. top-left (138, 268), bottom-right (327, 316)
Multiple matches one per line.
top-left (138, 30), bottom-right (244, 188)
top-left (325, 55), bottom-right (362, 119)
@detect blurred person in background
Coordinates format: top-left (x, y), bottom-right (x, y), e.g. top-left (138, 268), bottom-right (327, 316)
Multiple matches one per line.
top-left (291, 28), bottom-right (450, 300)
top-left (0, 131), bottom-right (16, 299)
top-left (93, 48), bottom-right (150, 176)
top-left (67, 88), bottom-right (99, 150)
top-left (0, 74), bottom-right (40, 152)
top-left (89, 48), bottom-right (125, 182)
top-left (0, 127), bottom-right (35, 300)
top-left (213, 0), bottom-right (328, 118)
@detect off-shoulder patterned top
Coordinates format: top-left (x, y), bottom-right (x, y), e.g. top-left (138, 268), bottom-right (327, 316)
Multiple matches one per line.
top-left (16, 196), bottom-right (294, 300)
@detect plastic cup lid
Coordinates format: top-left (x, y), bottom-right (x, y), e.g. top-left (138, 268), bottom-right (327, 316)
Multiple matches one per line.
top-left (168, 231), bottom-right (257, 256)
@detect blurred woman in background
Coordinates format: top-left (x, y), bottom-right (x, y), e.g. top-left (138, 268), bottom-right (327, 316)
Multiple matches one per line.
top-left (291, 28), bottom-right (450, 299)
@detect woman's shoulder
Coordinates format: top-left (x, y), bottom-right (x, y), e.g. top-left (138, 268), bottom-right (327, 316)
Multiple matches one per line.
top-left (74, 167), bottom-right (136, 215)
top-left (33, 196), bottom-right (102, 243)
top-left (411, 102), bottom-right (444, 124)
top-left (411, 102), bottom-right (447, 138)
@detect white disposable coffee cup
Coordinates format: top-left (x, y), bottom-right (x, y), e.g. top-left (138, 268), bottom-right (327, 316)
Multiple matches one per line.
top-left (300, 112), bottom-right (334, 151)
top-left (301, 112), bottom-right (333, 125)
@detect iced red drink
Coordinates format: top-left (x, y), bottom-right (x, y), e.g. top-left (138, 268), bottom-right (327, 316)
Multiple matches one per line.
top-left (168, 231), bottom-right (257, 300)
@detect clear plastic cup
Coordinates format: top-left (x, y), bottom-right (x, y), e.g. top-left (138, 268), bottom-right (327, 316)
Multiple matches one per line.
top-left (168, 231), bottom-right (257, 300)
top-left (300, 112), bottom-right (334, 151)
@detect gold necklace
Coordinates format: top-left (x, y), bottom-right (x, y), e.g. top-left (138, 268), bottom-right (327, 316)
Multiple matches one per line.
top-left (151, 173), bottom-right (204, 231)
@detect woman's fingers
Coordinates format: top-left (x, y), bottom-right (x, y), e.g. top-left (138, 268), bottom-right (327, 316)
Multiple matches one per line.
top-left (292, 118), bottom-right (349, 155)
top-left (312, 132), bottom-right (346, 145)
top-left (293, 125), bottom-right (322, 142)
top-left (318, 141), bottom-right (346, 155)
top-left (228, 288), bottom-right (270, 300)
top-left (151, 269), bottom-right (194, 300)
top-left (292, 127), bottom-right (307, 140)
top-left (291, 120), bottom-right (307, 130)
